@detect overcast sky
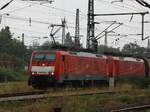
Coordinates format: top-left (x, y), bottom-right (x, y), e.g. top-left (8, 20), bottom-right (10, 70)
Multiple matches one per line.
top-left (0, 0), bottom-right (150, 49)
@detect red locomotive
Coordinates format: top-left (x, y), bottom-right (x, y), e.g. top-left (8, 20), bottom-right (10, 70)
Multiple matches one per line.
top-left (28, 50), bottom-right (149, 88)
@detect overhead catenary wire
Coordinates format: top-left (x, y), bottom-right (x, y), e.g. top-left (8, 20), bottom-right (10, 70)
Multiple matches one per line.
top-left (0, 0), bottom-right (14, 10)
top-left (9, 26), bottom-right (50, 35)
top-left (0, 0), bottom-right (149, 48)
top-left (2, 1), bottom-right (88, 31)
top-left (96, 23), bottom-right (123, 40)
top-left (7, 1), bottom-right (147, 31)
top-left (123, 1), bottom-right (148, 11)
top-left (135, 0), bottom-right (150, 8)
top-left (27, 2), bottom-right (79, 17)
top-left (96, 0), bottom-right (145, 12)
top-left (3, 15), bottom-right (53, 25)
top-left (3, 14), bottom-right (88, 32)
top-left (1, 3), bottom-right (36, 15)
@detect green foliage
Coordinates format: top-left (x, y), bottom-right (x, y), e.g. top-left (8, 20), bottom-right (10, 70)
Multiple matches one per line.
top-left (64, 32), bottom-right (74, 47)
top-left (0, 53), bottom-right (24, 68)
top-left (117, 77), bottom-right (150, 88)
top-left (115, 95), bottom-right (131, 103)
top-left (122, 42), bottom-right (146, 55)
top-left (0, 26), bottom-right (29, 68)
top-left (40, 41), bottom-right (62, 50)
top-left (40, 41), bottom-right (52, 50)
top-left (97, 45), bottom-right (120, 54)
top-left (0, 68), bottom-right (28, 82)
top-left (0, 27), bottom-right (25, 57)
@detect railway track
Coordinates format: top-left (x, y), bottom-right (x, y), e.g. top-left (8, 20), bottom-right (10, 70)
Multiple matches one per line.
top-left (0, 90), bottom-right (47, 102)
top-left (0, 91), bottom-right (47, 98)
top-left (0, 90), bottom-right (125, 102)
top-left (111, 104), bottom-right (150, 112)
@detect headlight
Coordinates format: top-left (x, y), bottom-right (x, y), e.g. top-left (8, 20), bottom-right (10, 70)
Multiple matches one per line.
top-left (51, 72), bottom-right (54, 76)
top-left (32, 72), bottom-right (37, 75)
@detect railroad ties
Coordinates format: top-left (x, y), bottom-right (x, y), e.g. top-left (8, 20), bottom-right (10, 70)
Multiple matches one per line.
top-left (0, 90), bottom-right (150, 111)
top-left (0, 90), bottom-right (121, 102)
top-left (0, 91), bottom-right (48, 102)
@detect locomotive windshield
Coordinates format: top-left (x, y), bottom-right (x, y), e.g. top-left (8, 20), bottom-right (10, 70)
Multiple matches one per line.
top-left (33, 53), bottom-right (56, 61)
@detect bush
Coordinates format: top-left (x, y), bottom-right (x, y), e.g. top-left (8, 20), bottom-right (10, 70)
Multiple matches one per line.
top-left (0, 68), bottom-right (28, 82)
top-left (117, 77), bottom-right (150, 88)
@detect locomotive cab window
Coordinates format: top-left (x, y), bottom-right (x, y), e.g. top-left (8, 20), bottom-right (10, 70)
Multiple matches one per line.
top-left (45, 54), bottom-right (56, 61)
top-left (33, 54), bottom-right (44, 61)
top-left (33, 53), bottom-right (56, 61)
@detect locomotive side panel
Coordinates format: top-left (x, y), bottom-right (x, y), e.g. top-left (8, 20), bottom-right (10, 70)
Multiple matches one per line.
top-left (61, 54), bottom-right (107, 81)
top-left (117, 58), bottom-right (145, 77)
top-left (53, 52), bottom-right (62, 81)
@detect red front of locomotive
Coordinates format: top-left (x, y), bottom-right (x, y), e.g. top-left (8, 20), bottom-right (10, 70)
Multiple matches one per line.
top-left (28, 51), bottom-right (59, 86)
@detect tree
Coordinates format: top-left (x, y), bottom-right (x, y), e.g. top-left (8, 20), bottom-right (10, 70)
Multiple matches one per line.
top-left (40, 41), bottom-right (61, 50)
top-left (40, 41), bottom-right (51, 50)
top-left (0, 26), bottom-right (12, 53)
top-left (64, 32), bottom-right (74, 47)
top-left (29, 41), bottom-right (40, 50)
top-left (0, 26), bottom-right (27, 68)
top-left (122, 42), bottom-right (145, 55)
top-left (97, 45), bottom-right (120, 54)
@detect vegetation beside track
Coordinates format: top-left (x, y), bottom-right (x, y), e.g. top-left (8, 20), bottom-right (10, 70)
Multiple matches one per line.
top-left (116, 77), bottom-right (150, 88)
top-left (0, 82), bottom-right (33, 94)
top-left (0, 89), bottom-right (149, 112)
top-left (0, 82), bottom-right (149, 112)
top-left (0, 68), bottom-right (28, 82)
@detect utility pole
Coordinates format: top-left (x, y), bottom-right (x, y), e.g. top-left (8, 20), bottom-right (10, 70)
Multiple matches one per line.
top-left (22, 33), bottom-right (24, 45)
top-left (146, 38), bottom-right (150, 53)
top-left (75, 9), bottom-right (80, 48)
top-left (62, 18), bottom-right (66, 45)
top-left (148, 39), bottom-right (150, 49)
top-left (104, 31), bottom-right (108, 47)
top-left (87, 0), bottom-right (97, 51)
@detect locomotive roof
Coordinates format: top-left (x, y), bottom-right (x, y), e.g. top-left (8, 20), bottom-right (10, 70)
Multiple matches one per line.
top-left (32, 50), bottom-right (103, 58)
top-left (32, 50), bottom-right (143, 62)
top-left (33, 50), bottom-right (56, 53)
top-left (67, 51), bottom-right (106, 58)
top-left (113, 56), bottom-right (143, 62)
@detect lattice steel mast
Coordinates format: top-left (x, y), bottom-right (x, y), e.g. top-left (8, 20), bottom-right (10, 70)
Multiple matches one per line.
top-left (87, 0), bottom-right (97, 51)
top-left (75, 9), bottom-right (80, 48)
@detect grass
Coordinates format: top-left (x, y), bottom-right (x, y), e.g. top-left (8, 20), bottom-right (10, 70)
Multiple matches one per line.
top-left (0, 81), bottom-right (34, 94)
top-left (0, 81), bottom-right (149, 112)
top-left (0, 86), bottom-right (149, 112)
top-left (0, 93), bottom-right (149, 112)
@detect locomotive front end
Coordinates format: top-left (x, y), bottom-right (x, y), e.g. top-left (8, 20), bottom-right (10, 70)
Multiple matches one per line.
top-left (28, 51), bottom-right (56, 88)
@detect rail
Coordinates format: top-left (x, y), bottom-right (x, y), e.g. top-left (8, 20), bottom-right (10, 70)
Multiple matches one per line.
top-left (111, 104), bottom-right (150, 112)
top-left (0, 90), bottom-right (125, 102)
